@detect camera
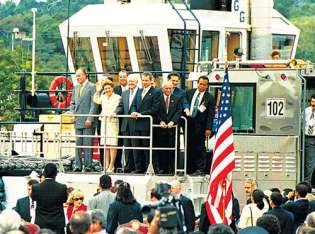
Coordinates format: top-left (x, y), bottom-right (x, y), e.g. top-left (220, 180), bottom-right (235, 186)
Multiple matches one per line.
top-left (142, 183), bottom-right (185, 232)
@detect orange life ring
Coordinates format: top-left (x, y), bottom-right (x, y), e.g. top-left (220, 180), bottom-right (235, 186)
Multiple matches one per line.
top-left (49, 76), bottom-right (73, 108)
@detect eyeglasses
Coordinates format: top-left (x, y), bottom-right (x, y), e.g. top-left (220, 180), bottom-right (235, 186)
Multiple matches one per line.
top-left (74, 197), bottom-right (84, 201)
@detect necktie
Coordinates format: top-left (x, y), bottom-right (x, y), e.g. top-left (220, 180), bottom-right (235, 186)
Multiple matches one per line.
top-left (192, 92), bottom-right (200, 118)
top-left (165, 96), bottom-right (170, 114)
top-left (308, 111), bottom-right (315, 135)
top-left (129, 89), bottom-right (134, 108)
top-left (79, 85), bottom-right (83, 97)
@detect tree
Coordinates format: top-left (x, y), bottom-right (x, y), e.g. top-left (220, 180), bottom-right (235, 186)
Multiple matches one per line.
top-left (0, 41), bottom-right (20, 121)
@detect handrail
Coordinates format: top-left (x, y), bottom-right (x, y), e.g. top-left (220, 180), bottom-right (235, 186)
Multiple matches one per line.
top-left (58, 113), bottom-right (187, 176)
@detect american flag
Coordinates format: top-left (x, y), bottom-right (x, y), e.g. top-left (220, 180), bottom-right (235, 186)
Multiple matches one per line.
top-left (206, 71), bottom-right (235, 225)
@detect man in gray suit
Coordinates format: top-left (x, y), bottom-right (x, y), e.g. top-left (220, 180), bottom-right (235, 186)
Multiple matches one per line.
top-left (70, 67), bottom-right (98, 172)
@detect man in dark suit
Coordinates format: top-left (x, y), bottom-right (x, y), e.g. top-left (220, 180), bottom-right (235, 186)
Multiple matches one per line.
top-left (131, 72), bottom-right (160, 173)
top-left (265, 192), bottom-right (294, 234)
top-left (113, 70), bottom-right (128, 172)
top-left (184, 75), bottom-right (215, 175)
top-left (155, 81), bottom-right (182, 174)
top-left (167, 73), bottom-right (189, 172)
top-left (31, 163), bottom-right (68, 234)
top-left (115, 74), bottom-right (140, 173)
top-left (282, 182), bottom-right (310, 232)
top-left (14, 179), bottom-right (39, 223)
top-left (170, 180), bottom-right (195, 232)
top-left (167, 72), bottom-right (189, 110)
top-left (113, 70), bottom-right (128, 96)
top-left (70, 67), bottom-right (98, 172)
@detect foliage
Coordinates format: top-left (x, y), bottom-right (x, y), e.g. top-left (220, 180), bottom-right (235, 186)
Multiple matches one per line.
top-left (0, 41), bottom-right (20, 121)
top-left (273, 1), bottom-right (315, 61)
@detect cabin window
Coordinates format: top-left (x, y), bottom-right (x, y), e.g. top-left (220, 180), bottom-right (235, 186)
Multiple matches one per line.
top-left (134, 36), bottom-right (161, 71)
top-left (190, 0), bottom-right (232, 11)
top-left (168, 29), bottom-right (196, 73)
top-left (68, 34), bottom-right (96, 73)
top-left (209, 84), bottom-right (255, 133)
top-left (201, 31), bottom-right (219, 61)
top-left (272, 34), bottom-right (295, 59)
top-left (226, 32), bottom-right (241, 61)
top-left (97, 37), bottom-right (132, 72)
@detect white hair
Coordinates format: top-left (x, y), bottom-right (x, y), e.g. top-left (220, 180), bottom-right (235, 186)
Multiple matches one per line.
top-left (0, 209), bottom-right (21, 233)
top-left (127, 74), bottom-right (139, 83)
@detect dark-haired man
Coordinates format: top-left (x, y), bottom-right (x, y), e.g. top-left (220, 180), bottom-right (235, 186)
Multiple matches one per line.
top-left (184, 76), bottom-right (215, 175)
top-left (265, 192), bottom-right (294, 234)
top-left (88, 174), bottom-right (115, 227)
top-left (256, 215), bottom-right (281, 234)
top-left (282, 182), bottom-right (310, 231)
top-left (304, 94), bottom-right (315, 182)
top-left (113, 70), bottom-right (129, 172)
top-left (14, 179), bottom-right (39, 223)
top-left (131, 72), bottom-right (160, 173)
top-left (31, 163), bottom-right (68, 234)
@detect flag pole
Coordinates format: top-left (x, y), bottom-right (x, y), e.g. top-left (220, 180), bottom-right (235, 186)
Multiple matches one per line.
top-left (221, 61), bottom-right (229, 224)
top-left (222, 179), bottom-right (227, 223)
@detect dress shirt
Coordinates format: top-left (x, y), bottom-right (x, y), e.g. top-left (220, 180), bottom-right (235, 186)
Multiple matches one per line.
top-left (29, 197), bottom-right (36, 223)
top-left (305, 106), bottom-right (315, 136)
top-left (121, 85), bottom-right (127, 92)
top-left (129, 87), bottom-right (138, 109)
top-left (141, 86), bottom-right (151, 100)
top-left (189, 90), bottom-right (205, 115)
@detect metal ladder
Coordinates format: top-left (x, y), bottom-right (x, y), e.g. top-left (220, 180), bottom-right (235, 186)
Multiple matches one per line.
top-left (167, 0), bottom-right (201, 89)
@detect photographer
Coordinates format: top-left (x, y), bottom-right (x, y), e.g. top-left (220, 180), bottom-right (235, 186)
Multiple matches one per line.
top-left (142, 182), bottom-right (187, 234)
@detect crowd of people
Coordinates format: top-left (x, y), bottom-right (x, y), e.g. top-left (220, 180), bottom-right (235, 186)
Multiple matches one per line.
top-left (1, 163), bottom-right (315, 234)
top-left (69, 68), bottom-right (215, 175)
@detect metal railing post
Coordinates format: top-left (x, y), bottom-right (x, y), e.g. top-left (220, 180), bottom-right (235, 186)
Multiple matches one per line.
top-left (146, 116), bottom-right (155, 175)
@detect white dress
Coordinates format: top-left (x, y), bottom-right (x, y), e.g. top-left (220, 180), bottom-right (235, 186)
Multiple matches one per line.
top-left (94, 92), bottom-right (121, 146)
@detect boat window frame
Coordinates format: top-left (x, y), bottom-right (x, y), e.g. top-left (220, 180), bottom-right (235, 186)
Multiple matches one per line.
top-left (97, 36), bottom-right (132, 73)
top-left (200, 30), bottom-right (220, 61)
top-left (68, 34), bottom-right (96, 73)
top-left (167, 29), bottom-right (197, 73)
top-left (272, 34), bottom-right (296, 59)
top-left (209, 82), bottom-right (256, 133)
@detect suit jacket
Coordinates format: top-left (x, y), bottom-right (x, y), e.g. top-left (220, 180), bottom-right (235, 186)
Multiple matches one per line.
top-left (186, 89), bottom-right (215, 132)
top-left (106, 200), bottom-right (143, 234)
top-left (31, 179), bottom-right (68, 230)
top-left (15, 196), bottom-right (31, 222)
top-left (115, 89), bottom-right (140, 133)
top-left (70, 81), bottom-right (98, 129)
top-left (282, 199), bottom-right (309, 230)
top-left (265, 207), bottom-right (295, 234)
top-left (131, 87), bottom-right (161, 131)
top-left (173, 87), bottom-right (189, 110)
top-left (156, 94), bottom-right (181, 126)
top-left (113, 85), bottom-right (125, 96)
top-left (179, 194), bottom-right (195, 232)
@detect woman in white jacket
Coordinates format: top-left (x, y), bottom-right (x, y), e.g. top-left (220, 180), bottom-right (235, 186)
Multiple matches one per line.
top-left (238, 189), bottom-right (269, 229)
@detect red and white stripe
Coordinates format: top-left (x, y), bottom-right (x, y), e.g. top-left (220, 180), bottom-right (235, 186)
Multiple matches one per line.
top-left (206, 117), bottom-right (235, 225)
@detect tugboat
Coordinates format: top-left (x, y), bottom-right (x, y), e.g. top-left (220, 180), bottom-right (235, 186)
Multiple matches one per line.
top-left (1, 0), bottom-right (314, 212)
